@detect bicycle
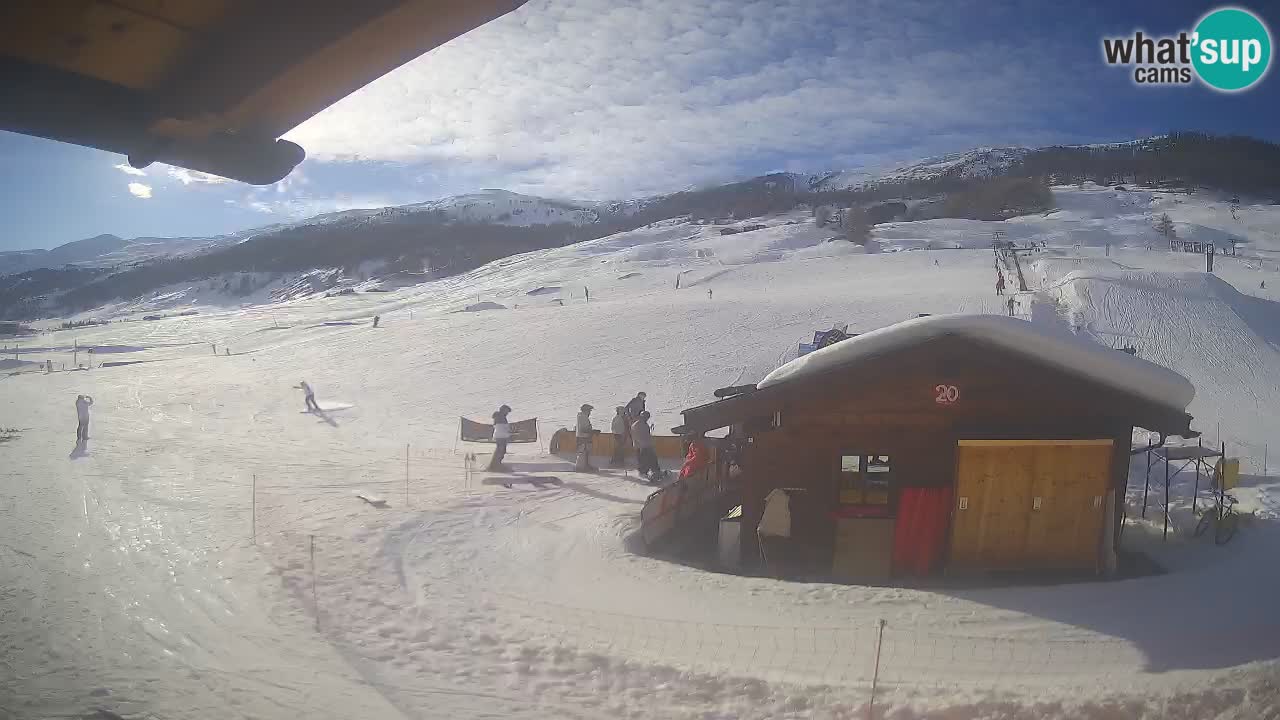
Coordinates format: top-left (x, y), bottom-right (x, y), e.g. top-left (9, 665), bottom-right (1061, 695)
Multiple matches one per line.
top-left (1194, 492), bottom-right (1239, 545)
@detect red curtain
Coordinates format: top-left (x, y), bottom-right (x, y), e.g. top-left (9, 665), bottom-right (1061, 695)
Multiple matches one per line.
top-left (892, 487), bottom-right (953, 576)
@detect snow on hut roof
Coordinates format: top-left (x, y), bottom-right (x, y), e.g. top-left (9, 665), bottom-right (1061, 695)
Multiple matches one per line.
top-left (757, 313), bottom-right (1195, 411)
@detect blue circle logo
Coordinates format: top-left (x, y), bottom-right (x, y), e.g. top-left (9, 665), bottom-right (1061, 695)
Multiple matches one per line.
top-left (1192, 8), bottom-right (1272, 91)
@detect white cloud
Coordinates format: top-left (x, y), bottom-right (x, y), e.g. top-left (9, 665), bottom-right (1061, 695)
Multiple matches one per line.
top-left (166, 166), bottom-right (230, 185)
top-left (286, 0), bottom-right (1094, 199)
top-left (114, 163), bottom-right (146, 177)
top-left (128, 182), bottom-right (153, 199)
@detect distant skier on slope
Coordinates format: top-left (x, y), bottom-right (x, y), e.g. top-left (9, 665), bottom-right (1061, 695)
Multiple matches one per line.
top-left (575, 404), bottom-right (596, 472)
top-left (74, 394), bottom-right (94, 442)
top-left (610, 406), bottom-right (628, 467)
top-left (372, 315), bottom-right (380, 328)
top-left (995, 274), bottom-right (1005, 296)
top-left (297, 381), bottom-right (320, 412)
top-left (488, 404), bottom-right (512, 470)
top-left (632, 411), bottom-right (661, 482)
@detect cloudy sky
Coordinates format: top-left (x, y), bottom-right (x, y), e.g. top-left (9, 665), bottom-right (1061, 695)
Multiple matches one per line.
top-left (2, 0), bottom-right (1276, 250)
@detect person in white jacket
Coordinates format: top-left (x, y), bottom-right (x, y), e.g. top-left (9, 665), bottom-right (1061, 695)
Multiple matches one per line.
top-left (609, 406), bottom-right (627, 467)
top-left (488, 404), bottom-right (512, 470)
top-left (631, 411), bottom-right (660, 481)
top-left (74, 394), bottom-right (94, 442)
top-left (575, 404), bottom-right (595, 471)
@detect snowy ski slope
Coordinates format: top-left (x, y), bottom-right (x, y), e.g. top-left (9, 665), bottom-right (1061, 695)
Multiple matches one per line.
top-left (2, 184), bottom-right (1279, 719)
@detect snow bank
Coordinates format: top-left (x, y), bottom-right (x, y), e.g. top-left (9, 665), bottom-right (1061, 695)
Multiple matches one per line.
top-left (758, 313), bottom-right (1195, 410)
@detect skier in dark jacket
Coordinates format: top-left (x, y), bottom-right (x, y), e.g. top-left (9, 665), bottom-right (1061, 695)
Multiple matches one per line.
top-left (624, 392), bottom-right (647, 419)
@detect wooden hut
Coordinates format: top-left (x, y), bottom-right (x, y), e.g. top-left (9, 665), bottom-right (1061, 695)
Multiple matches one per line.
top-left (675, 314), bottom-right (1195, 581)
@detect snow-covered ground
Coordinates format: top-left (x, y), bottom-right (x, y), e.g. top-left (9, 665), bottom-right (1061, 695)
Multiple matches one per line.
top-left (3, 185), bottom-right (1279, 719)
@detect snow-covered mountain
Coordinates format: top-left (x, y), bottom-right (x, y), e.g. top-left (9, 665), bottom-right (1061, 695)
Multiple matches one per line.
top-left (274, 189), bottom-right (606, 232)
top-left (0, 232), bottom-right (245, 276)
top-left (805, 147), bottom-right (1033, 191)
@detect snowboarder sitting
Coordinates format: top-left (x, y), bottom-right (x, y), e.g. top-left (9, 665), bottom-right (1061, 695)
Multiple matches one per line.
top-left (632, 410), bottom-right (661, 483)
top-left (609, 406), bottom-right (628, 467)
top-left (575, 404), bottom-right (596, 472)
top-left (298, 381), bottom-right (320, 412)
top-left (488, 404), bottom-right (512, 470)
top-left (678, 433), bottom-right (710, 481)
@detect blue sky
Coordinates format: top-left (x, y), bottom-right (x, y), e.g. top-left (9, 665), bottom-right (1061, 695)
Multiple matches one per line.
top-left (2, 0), bottom-right (1276, 251)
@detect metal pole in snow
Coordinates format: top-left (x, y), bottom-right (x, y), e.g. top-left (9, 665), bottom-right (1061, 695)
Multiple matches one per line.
top-left (251, 474), bottom-right (256, 543)
top-left (1265, 443), bottom-right (1268, 475)
top-left (1163, 453), bottom-right (1170, 541)
top-left (405, 443), bottom-right (410, 507)
top-left (869, 619), bottom-right (886, 720)
top-left (310, 535), bottom-right (318, 631)
top-left (1142, 438), bottom-right (1151, 518)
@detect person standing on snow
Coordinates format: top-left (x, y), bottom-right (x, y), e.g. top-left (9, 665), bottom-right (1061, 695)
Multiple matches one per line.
top-left (372, 315), bottom-right (380, 328)
top-left (609, 406), bottom-right (628, 467)
top-left (488, 404), bottom-right (512, 470)
top-left (575, 404), bottom-right (596, 471)
top-left (75, 394), bottom-right (94, 442)
top-left (298, 381), bottom-right (320, 412)
top-left (624, 391), bottom-right (647, 420)
top-left (995, 274), bottom-right (1005, 296)
top-left (632, 410), bottom-right (660, 482)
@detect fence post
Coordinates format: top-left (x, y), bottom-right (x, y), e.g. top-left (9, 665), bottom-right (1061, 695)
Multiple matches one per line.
top-left (869, 619), bottom-right (886, 720)
top-left (310, 535), bottom-right (319, 631)
top-left (251, 474), bottom-right (256, 543)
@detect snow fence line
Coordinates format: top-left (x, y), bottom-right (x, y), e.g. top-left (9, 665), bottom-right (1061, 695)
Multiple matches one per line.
top-left (485, 591), bottom-right (1142, 691)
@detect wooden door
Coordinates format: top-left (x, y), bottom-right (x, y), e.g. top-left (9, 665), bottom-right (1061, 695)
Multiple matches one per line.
top-left (1023, 442), bottom-right (1112, 569)
top-left (951, 440), bottom-right (1112, 572)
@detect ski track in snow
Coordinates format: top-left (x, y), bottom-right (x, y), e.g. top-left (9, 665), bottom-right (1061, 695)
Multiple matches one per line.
top-left (3, 184), bottom-right (1280, 719)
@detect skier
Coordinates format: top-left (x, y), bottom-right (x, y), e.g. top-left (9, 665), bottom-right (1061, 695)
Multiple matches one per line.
top-left (488, 404), bottom-right (512, 471)
top-left (575, 404), bottom-right (595, 472)
top-left (632, 410), bottom-right (660, 482)
top-left (1006, 296), bottom-right (1016, 317)
top-left (372, 315), bottom-right (380, 328)
top-left (610, 406), bottom-right (628, 467)
top-left (74, 394), bottom-right (94, 442)
top-left (624, 391), bottom-right (647, 419)
top-left (298, 381), bottom-right (320, 412)
top-left (995, 274), bottom-right (1005, 296)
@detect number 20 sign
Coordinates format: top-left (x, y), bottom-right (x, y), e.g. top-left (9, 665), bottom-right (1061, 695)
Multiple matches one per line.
top-left (934, 384), bottom-right (959, 405)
